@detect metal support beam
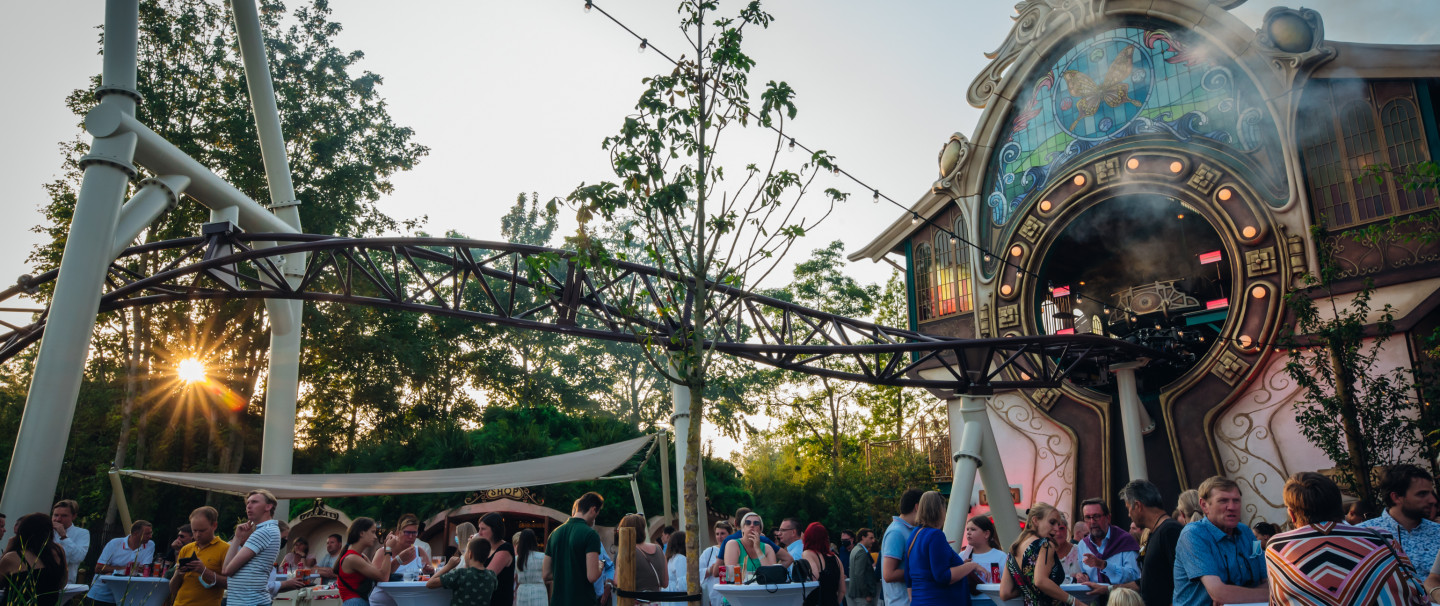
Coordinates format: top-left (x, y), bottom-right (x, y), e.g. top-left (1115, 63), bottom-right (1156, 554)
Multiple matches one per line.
top-left (0, 0), bottom-right (140, 535)
top-left (943, 394), bottom-right (1022, 551)
top-left (1111, 361), bottom-right (1149, 482)
top-left (111, 175), bottom-right (189, 259)
top-left (629, 476), bottom-right (645, 520)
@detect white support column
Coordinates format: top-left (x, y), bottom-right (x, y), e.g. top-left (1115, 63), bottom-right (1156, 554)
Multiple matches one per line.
top-left (671, 378), bottom-right (691, 533)
top-left (231, 0), bottom-right (305, 520)
top-left (944, 399), bottom-right (984, 548)
top-left (1111, 361), bottom-right (1149, 482)
top-left (943, 393), bottom-right (1022, 550)
top-left (111, 175), bottom-right (189, 259)
top-left (0, 0), bottom-right (140, 528)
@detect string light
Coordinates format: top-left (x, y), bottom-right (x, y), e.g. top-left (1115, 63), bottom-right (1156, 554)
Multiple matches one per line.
top-left (583, 2), bottom-right (1305, 353)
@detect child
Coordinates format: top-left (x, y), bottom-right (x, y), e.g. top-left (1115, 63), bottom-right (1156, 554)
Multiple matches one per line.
top-left (426, 537), bottom-right (497, 606)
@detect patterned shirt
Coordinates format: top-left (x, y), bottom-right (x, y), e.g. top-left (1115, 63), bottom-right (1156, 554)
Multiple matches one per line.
top-left (1358, 509), bottom-right (1440, 574)
top-left (229, 520), bottom-right (282, 606)
top-left (1265, 522), bottom-right (1425, 605)
top-left (440, 566), bottom-right (498, 606)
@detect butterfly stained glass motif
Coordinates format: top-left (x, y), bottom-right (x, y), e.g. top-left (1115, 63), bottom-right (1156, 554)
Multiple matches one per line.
top-left (1060, 46), bottom-right (1144, 130)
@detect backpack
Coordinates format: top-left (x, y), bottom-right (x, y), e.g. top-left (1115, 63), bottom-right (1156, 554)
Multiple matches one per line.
top-left (336, 551), bottom-right (375, 599)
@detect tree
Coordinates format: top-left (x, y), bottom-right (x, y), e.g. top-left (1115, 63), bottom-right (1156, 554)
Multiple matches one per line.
top-left (5, 0), bottom-right (425, 543)
top-left (565, 0), bottom-right (845, 591)
top-left (1283, 161), bottom-right (1440, 509)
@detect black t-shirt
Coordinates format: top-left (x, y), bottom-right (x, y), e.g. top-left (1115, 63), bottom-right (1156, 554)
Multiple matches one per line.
top-left (1139, 518), bottom-right (1183, 606)
top-left (491, 541), bottom-right (515, 606)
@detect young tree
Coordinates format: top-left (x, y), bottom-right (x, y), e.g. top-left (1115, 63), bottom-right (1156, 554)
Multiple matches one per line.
top-left (565, 0), bottom-right (845, 590)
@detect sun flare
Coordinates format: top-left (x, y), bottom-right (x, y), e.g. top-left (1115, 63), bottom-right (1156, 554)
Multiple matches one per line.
top-left (177, 358), bottom-right (207, 383)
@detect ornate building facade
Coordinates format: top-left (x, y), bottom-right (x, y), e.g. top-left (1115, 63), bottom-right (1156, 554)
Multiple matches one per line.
top-left (853, 0), bottom-right (1440, 524)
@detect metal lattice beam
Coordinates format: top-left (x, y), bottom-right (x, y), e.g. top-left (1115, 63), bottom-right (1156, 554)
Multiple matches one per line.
top-left (0, 230), bottom-right (1165, 391)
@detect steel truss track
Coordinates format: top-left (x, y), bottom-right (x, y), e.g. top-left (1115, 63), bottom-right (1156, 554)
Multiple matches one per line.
top-left (0, 231), bottom-right (1163, 392)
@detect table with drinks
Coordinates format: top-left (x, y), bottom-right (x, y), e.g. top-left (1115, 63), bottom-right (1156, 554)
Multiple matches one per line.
top-left (98, 567), bottom-right (172, 606)
top-left (374, 556), bottom-right (449, 606)
top-left (975, 583), bottom-right (1094, 605)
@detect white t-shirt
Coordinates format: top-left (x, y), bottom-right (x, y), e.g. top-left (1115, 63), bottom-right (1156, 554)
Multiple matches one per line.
top-left (85, 537), bottom-right (155, 602)
top-left (960, 547), bottom-right (1008, 583)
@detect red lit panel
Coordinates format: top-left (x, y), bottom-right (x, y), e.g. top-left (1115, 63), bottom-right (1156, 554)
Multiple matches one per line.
top-left (1206, 298), bottom-right (1229, 310)
top-left (1051, 285), bottom-right (1070, 297)
top-left (1199, 250), bottom-right (1223, 265)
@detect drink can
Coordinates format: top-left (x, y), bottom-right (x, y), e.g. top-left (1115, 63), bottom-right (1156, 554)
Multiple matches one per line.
top-left (717, 565), bottom-right (726, 584)
top-left (991, 563), bottom-right (1001, 583)
top-left (125, 563), bottom-right (133, 576)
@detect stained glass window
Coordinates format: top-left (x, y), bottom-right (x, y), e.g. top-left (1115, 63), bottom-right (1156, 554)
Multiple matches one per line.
top-left (952, 217), bottom-right (974, 314)
top-left (979, 20), bottom-right (1286, 268)
top-left (933, 232), bottom-right (957, 316)
top-left (915, 243), bottom-right (935, 321)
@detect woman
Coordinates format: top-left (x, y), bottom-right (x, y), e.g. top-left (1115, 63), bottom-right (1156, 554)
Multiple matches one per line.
top-left (800, 523), bottom-right (845, 606)
top-left (1050, 513), bottom-right (1082, 582)
top-left (337, 517), bottom-right (395, 606)
top-left (452, 522), bottom-right (477, 567)
top-left (723, 513), bottom-right (776, 582)
top-left (960, 515), bottom-right (1007, 583)
top-left (514, 529), bottom-right (546, 606)
top-left (477, 513), bottom-right (514, 606)
top-left (369, 515), bottom-right (431, 606)
top-left (1174, 489), bottom-right (1202, 524)
top-left (999, 503), bottom-right (1076, 606)
top-left (0, 513), bottom-right (67, 606)
top-left (620, 514), bottom-right (668, 593)
top-left (283, 536), bottom-right (317, 571)
top-left (905, 492), bottom-right (978, 606)
top-left (699, 521), bottom-right (732, 606)
top-left (663, 531), bottom-right (688, 606)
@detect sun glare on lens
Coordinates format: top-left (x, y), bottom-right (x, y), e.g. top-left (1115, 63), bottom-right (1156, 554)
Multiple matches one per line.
top-left (178, 358), bottom-right (207, 383)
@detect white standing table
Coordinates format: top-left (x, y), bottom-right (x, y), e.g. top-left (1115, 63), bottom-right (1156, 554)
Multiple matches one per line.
top-left (0, 583), bottom-right (88, 605)
top-left (97, 576), bottom-right (170, 606)
top-left (711, 583), bottom-right (816, 606)
top-left (376, 581), bottom-right (450, 606)
top-left (976, 583), bottom-right (1093, 605)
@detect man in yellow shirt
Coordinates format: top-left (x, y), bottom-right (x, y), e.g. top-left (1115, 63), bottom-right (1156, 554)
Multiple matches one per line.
top-left (168, 506), bottom-right (230, 606)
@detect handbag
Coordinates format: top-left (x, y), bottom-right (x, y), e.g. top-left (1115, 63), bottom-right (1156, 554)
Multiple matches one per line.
top-left (335, 552), bottom-right (374, 599)
top-left (751, 565), bottom-right (789, 585)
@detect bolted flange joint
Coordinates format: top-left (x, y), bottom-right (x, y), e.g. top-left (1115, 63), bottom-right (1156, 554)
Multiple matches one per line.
top-left (94, 85), bottom-right (144, 106)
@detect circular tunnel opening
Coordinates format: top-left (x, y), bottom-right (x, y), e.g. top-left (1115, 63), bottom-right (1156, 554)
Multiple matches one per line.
top-left (1035, 193), bottom-right (1231, 382)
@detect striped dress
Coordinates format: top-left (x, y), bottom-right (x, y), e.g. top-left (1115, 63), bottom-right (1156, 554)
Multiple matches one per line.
top-left (1264, 521), bottom-right (1427, 605)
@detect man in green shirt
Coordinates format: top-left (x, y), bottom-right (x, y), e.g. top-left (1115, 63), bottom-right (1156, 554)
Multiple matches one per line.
top-left (544, 492), bottom-right (604, 606)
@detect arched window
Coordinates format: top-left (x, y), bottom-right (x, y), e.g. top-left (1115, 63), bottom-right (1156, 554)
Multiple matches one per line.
top-left (915, 243), bottom-right (934, 321)
top-left (952, 217), bottom-right (974, 314)
top-left (1339, 101), bottom-right (1387, 223)
top-left (933, 232), bottom-right (957, 316)
top-left (1381, 98), bottom-right (1438, 213)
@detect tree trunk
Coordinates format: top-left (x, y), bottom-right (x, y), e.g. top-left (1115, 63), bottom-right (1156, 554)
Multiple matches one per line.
top-left (1332, 343), bottom-right (1374, 507)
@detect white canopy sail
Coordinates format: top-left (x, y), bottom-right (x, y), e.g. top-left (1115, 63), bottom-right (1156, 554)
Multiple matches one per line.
top-left (119, 434), bottom-right (655, 499)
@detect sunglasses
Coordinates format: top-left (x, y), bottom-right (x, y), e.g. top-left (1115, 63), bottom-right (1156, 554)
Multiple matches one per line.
top-left (743, 520), bottom-right (762, 527)
top-left (402, 530), bottom-right (419, 537)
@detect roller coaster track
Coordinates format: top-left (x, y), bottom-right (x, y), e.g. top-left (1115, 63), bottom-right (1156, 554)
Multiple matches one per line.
top-left (0, 230), bottom-right (1162, 392)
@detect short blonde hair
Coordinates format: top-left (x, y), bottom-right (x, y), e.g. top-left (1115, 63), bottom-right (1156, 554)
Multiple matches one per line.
top-left (247, 489), bottom-right (278, 516)
top-left (1108, 587), bottom-right (1144, 606)
top-left (1198, 476), bottom-right (1241, 501)
top-left (916, 491), bottom-right (947, 529)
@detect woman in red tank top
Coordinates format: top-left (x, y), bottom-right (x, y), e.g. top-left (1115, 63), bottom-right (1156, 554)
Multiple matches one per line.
top-left (336, 517), bottom-right (395, 606)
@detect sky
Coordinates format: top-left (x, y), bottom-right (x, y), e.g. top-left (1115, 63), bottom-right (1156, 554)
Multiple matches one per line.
top-left (1, 0), bottom-right (1437, 459)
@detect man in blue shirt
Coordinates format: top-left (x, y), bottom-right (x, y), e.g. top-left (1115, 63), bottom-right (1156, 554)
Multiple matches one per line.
top-left (1359, 463), bottom-right (1440, 573)
top-left (1172, 476), bottom-right (1269, 606)
top-left (880, 489), bottom-right (924, 606)
top-left (779, 518), bottom-right (804, 562)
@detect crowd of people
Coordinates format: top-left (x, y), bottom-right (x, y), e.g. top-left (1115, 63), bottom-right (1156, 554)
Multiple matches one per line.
top-left (5, 463), bottom-right (1440, 606)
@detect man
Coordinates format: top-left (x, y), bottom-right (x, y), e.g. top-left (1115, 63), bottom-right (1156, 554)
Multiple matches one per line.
top-left (544, 491), bottom-right (604, 606)
top-left (845, 528), bottom-right (879, 606)
top-left (315, 534), bottom-right (343, 581)
top-left (1272, 472), bottom-right (1426, 605)
top-left (880, 488), bottom-right (924, 606)
top-left (86, 520), bottom-right (155, 606)
top-left (52, 499), bottom-right (90, 583)
top-left (169, 506), bottom-right (229, 606)
top-left (1075, 498), bottom-right (1141, 586)
top-left (779, 518), bottom-right (804, 563)
top-left (838, 530), bottom-right (855, 577)
top-left (222, 489), bottom-right (284, 606)
top-left (165, 524), bottom-right (194, 565)
top-left (1360, 464), bottom-right (1440, 573)
top-left (1072, 521), bottom-right (1090, 545)
top-left (1082, 480), bottom-right (1183, 606)
top-left (719, 507), bottom-right (791, 566)
top-left (1173, 476), bottom-right (1268, 606)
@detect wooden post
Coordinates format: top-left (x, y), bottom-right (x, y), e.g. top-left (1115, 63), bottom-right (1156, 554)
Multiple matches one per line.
top-left (617, 526), bottom-right (636, 606)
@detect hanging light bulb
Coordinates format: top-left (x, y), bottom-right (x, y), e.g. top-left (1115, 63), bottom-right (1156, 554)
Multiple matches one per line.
top-left (911, 214), bottom-right (920, 226)
top-left (832, 165), bottom-right (840, 176)
top-left (873, 190), bottom-right (880, 203)
top-left (584, 1), bottom-right (593, 12)
top-left (952, 235), bottom-right (959, 246)
top-left (983, 254), bottom-right (991, 262)
top-left (638, 39), bottom-right (648, 53)
top-left (788, 138), bottom-right (796, 151)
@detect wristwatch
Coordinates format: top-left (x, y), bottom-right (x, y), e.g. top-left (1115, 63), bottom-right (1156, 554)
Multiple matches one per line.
top-left (384, 547), bottom-right (393, 555)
